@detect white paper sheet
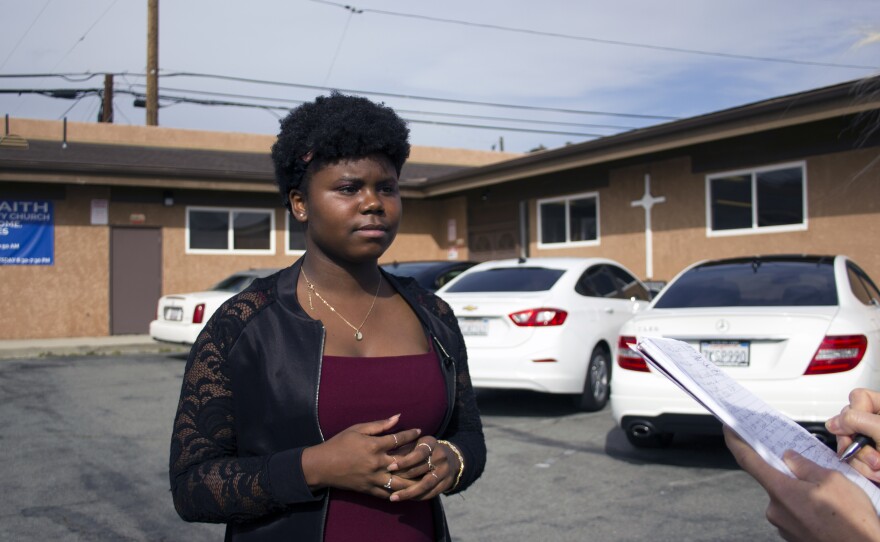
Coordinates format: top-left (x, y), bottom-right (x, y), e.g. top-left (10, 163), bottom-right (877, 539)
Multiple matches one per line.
top-left (635, 336), bottom-right (880, 513)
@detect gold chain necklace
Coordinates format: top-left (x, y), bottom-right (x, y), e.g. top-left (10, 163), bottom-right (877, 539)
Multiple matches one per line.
top-left (300, 267), bottom-right (381, 341)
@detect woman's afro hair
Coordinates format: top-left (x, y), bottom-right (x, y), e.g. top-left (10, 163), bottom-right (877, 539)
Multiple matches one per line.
top-left (271, 92), bottom-right (411, 209)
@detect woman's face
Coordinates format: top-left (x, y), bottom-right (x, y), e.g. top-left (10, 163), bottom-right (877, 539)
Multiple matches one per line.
top-left (290, 154), bottom-right (401, 264)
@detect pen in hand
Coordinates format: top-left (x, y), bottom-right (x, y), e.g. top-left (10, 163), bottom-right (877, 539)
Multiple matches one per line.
top-left (839, 434), bottom-right (876, 462)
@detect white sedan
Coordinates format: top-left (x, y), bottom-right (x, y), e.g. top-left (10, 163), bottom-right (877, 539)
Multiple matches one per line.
top-left (611, 255), bottom-right (880, 448)
top-left (149, 268), bottom-right (279, 345)
top-left (436, 258), bottom-right (651, 411)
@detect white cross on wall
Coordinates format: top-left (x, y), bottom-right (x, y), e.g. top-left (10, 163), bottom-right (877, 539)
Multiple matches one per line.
top-left (630, 174), bottom-right (666, 279)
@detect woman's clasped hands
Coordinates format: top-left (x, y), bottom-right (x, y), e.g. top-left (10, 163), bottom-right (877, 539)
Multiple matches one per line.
top-left (301, 413), bottom-right (461, 502)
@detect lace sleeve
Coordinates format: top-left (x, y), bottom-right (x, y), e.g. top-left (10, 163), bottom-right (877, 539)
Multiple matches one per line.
top-left (169, 291), bottom-right (288, 523)
top-left (419, 288), bottom-right (487, 494)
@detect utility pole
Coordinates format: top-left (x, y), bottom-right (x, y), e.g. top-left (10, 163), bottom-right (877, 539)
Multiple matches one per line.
top-left (99, 73), bottom-right (114, 123)
top-left (146, 0), bottom-right (159, 126)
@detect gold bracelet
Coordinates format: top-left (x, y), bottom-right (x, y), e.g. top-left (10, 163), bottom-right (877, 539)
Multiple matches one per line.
top-left (437, 439), bottom-right (464, 493)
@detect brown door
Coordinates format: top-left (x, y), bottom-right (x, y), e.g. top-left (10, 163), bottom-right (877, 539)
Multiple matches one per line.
top-left (111, 227), bottom-right (161, 334)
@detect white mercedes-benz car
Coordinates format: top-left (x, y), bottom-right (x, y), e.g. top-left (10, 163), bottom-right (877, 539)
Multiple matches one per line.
top-left (436, 258), bottom-right (651, 411)
top-left (149, 268), bottom-right (279, 345)
top-left (611, 255), bottom-right (880, 448)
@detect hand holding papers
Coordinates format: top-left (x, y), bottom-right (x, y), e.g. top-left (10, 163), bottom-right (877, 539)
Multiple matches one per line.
top-left (633, 336), bottom-right (880, 513)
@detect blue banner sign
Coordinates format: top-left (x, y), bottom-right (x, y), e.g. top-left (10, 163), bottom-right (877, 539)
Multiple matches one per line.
top-left (0, 200), bottom-right (54, 265)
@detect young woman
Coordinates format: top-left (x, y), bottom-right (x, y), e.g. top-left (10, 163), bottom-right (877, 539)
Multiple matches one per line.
top-left (169, 93), bottom-right (486, 541)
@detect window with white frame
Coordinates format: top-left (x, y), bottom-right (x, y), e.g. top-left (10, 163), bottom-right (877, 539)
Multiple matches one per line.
top-left (186, 206), bottom-right (275, 254)
top-left (286, 214), bottom-right (307, 254)
top-left (538, 192), bottom-right (599, 247)
top-left (707, 162), bottom-right (806, 235)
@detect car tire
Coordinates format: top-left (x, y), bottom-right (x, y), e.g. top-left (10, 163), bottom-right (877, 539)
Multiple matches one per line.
top-left (575, 346), bottom-right (610, 412)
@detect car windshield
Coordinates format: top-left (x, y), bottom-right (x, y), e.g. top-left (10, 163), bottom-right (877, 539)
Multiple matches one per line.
top-left (444, 267), bottom-right (565, 293)
top-left (211, 274), bottom-right (257, 293)
top-left (653, 257), bottom-right (838, 308)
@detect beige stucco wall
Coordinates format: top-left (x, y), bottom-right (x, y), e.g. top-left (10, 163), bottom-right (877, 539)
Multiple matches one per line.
top-left (157, 206), bottom-right (293, 296)
top-left (0, 187), bottom-right (469, 339)
top-left (5, 116), bottom-right (877, 338)
top-left (1, 117), bottom-right (493, 339)
top-left (384, 197), bottom-right (469, 262)
top-left (530, 147), bottom-right (880, 283)
top-left (0, 185), bottom-right (110, 339)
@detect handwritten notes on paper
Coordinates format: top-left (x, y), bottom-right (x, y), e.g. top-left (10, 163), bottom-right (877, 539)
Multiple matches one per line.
top-left (636, 337), bottom-right (880, 513)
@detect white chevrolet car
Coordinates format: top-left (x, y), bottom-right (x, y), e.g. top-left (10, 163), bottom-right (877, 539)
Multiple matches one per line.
top-left (149, 268), bottom-right (279, 345)
top-left (436, 258), bottom-right (651, 411)
top-left (611, 255), bottom-right (880, 448)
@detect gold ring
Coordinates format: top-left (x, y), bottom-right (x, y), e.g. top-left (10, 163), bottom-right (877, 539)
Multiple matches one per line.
top-left (383, 476), bottom-right (393, 490)
top-left (392, 434), bottom-right (399, 447)
top-left (417, 442), bottom-right (433, 455)
top-left (430, 472), bottom-right (440, 482)
top-left (427, 455), bottom-right (435, 471)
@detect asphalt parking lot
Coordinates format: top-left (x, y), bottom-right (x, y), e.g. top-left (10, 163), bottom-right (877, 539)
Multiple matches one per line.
top-left (0, 352), bottom-right (782, 541)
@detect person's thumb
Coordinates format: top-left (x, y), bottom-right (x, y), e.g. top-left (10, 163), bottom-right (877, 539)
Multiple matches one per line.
top-left (351, 413), bottom-right (401, 436)
top-left (782, 450), bottom-right (825, 482)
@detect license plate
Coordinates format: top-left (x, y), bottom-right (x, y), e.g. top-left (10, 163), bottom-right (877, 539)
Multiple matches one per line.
top-left (458, 317), bottom-right (489, 336)
top-left (164, 306), bottom-right (184, 321)
top-left (700, 340), bottom-right (749, 367)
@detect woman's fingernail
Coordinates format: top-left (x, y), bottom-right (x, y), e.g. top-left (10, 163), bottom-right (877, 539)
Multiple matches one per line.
top-left (390, 494), bottom-right (400, 502)
top-left (826, 418), bottom-right (839, 431)
top-left (388, 463), bottom-right (398, 471)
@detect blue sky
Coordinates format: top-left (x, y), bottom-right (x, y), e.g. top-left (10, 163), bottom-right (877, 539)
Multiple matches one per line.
top-left (1, 0), bottom-right (878, 152)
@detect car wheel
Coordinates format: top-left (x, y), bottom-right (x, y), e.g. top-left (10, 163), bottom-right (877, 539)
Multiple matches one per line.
top-left (575, 346), bottom-right (610, 412)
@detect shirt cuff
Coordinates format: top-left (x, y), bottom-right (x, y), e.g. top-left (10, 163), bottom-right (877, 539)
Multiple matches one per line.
top-left (267, 447), bottom-right (324, 504)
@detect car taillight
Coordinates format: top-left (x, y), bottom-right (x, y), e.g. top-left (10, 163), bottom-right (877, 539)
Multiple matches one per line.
top-left (508, 308), bottom-right (567, 327)
top-left (192, 303), bottom-right (206, 324)
top-left (804, 335), bottom-right (867, 375)
top-left (617, 336), bottom-right (649, 372)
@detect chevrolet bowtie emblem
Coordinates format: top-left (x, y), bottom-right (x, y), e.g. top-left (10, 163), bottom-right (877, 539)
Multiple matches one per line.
top-left (463, 305), bottom-right (478, 311)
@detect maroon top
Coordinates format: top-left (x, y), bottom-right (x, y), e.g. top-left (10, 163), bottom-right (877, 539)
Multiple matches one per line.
top-left (318, 345), bottom-right (448, 542)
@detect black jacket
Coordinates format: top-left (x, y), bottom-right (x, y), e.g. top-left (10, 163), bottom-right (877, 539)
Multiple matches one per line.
top-left (169, 258), bottom-right (486, 541)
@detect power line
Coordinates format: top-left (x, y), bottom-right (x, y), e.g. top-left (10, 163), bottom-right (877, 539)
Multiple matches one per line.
top-left (128, 83), bottom-right (636, 130)
top-left (137, 91), bottom-right (607, 137)
top-left (0, 71), bottom-right (679, 120)
top-left (161, 71), bottom-right (679, 120)
top-left (322, 8), bottom-right (356, 86)
top-left (52, 0), bottom-right (120, 71)
top-left (5, 78), bottom-right (637, 131)
top-left (0, 0), bottom-right (54, 71)
top-left (0, 86), bottom-right (609, 137)
top-left (310, 0), bottom-right (880, 71)
top-left (0, 88), bottom-right (101, 98)
top-left (0, 72), bottom-right (107, 83)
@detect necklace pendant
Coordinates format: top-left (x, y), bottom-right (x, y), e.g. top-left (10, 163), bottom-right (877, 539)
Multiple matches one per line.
top-left (355, 331), bottom-right (364, 341)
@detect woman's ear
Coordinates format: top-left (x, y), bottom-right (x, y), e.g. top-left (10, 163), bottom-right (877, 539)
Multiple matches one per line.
top-left (290, 190), bottom-right (307, 222)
